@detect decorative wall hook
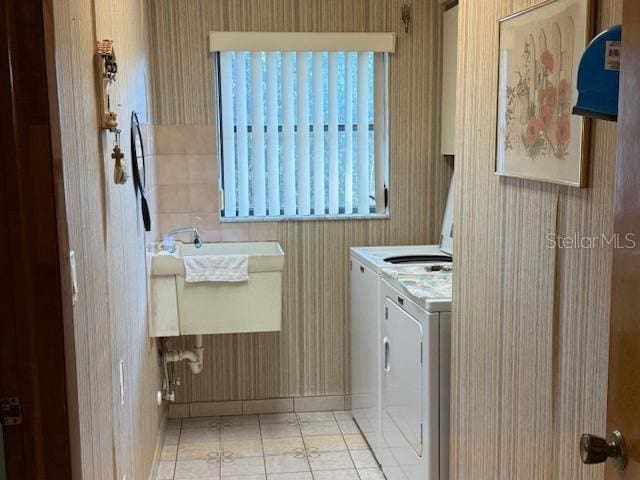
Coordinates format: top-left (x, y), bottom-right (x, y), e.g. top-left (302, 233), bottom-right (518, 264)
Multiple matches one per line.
top-left (402, 3), bottom-right (411, 33)
top-left (96, 39), bottom-right (119, 132)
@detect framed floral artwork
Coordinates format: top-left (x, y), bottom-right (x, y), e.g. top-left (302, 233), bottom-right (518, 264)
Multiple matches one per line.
top-left (496, 0), bottom-right (593, 187)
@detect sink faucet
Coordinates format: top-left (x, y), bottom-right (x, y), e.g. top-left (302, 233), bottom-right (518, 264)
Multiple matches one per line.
top-left (162, 226), bottom-right (202, 253)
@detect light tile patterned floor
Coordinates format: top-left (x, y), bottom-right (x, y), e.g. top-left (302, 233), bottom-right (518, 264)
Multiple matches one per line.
top-left (157, 411), bottom-right (385, 480)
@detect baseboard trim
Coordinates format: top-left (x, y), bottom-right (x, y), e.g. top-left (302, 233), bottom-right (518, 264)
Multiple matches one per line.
top-left (168, 395), bottom-right (348, 418)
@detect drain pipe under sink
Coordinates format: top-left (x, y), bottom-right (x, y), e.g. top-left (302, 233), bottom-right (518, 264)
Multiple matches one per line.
top-left (164, 335), bottom-right (204, 374)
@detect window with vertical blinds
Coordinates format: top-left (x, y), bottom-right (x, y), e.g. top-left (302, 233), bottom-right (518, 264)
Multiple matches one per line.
top-left (210, 32), bottom-right (394, 219)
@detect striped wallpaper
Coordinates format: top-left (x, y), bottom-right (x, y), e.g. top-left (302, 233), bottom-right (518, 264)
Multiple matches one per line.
top-left (147, 0), bottom-right (451, 402)
top-left (452, 0), bottom-right (621, 478)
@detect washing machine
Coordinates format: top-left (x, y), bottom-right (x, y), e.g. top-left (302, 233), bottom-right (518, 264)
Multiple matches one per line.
top-left (380, 266), bottom-right (451, 480)
top-left (349, 176), bottom-right (454, 463)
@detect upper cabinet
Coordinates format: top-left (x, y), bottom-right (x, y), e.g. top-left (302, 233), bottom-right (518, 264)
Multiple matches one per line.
top-left (440, 3), bottom-right (458, 156)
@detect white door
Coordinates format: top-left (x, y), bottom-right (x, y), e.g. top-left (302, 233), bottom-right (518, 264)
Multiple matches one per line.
top-left (382, 297), bottom-right (430, 480)
top-left (382, 286), bottom-right (442, 480)
top-left (383, 298), bottom-right (424, 457)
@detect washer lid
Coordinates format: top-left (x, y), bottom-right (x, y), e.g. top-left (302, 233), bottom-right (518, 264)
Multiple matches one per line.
top-left (350, 174), bottom-right (455, 273)
top-left (439, 173), bottom-right (455, 256)
top-left (350, 244), bottom-right (446, 274)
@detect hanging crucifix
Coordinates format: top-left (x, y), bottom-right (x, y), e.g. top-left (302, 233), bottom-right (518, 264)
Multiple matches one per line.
top-left (111, 131), bottom-right (128, 185)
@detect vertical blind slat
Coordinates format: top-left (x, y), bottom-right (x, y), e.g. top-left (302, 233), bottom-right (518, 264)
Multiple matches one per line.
top-left (344, 52), bottom-right (354, 214)
top-left (357, 52), bottom-right (370, 214)
top-left (282, 52), bottom-right (296, 215)
top-left (374, 52), bottom-right (386, 214)
top-left (266, 52), bottom-right (281, 215)
top-left (250, 52), bottom-right (267, 216)
top-left (328, 52), bottom-right (339, 214)
top-left (312, 52), bottom-right (325, 215)
top-left (220, 52), bottom-right (237, 217)
top-left (296, 52), bottom-right (311, 215)
top-left (235, 52), bottom-right (250, 216)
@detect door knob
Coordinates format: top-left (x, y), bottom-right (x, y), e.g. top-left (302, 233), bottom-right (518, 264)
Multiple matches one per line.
top-left (580, 430), bottom-right (627, 471)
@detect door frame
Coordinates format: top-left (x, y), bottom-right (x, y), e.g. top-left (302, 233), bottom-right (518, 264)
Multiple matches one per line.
top-left (605, 0), bottom-right (640, 477)
top-left (0, 425), bottom-right (5, 480)
top-left (0, 0), bottom-right (77, 478)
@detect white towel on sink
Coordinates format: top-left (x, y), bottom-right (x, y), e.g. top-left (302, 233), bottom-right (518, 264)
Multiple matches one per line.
top-left (183, 255), bottom-right (249, 283)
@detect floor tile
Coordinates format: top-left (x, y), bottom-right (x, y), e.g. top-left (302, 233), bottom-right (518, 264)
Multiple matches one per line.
top-left (180, 428), bottom-right (221, 444)
top-left (177, 442), bottom-right (222, 461)
top-left (167, 419), bottom-right (183, 430)
top-left (268, 473), bottom-right (313, 480)
top-left (260, 413), bottom-right (298, 425)
top-left (300, 422), bottom-right (340, 436)
top-left (223, 476), bottom-right (266, 480)
top-left (221, 457), bottom-right (265, 477)
top-left (159, 410), bottom-right (383, 480)
top-left (222, 424), bottom-right (261, 440)
top-left (263, 437), bottom-right (305, 456)
top-left (174, 459), bottom-right (220, 479)
top-left (296, 412), bottom-right (335, 423)
top-left (349, 450), bottom-right (378, 469)
top-left (164, 429), bottom-right (182, 446)
top-left (356, 468), bottom-right (385, 480)
top-left (183, 417), bottom-right (222, 429)
top-left (221, 415), bottom-right (259, 426)
top-left (303, 435), bottom-right (347, 452)
top-left (353, 418), bottom-right (373, 435)
top-left (343, 434), bottom-right (368, 451)
top-left (308, 451), bottom-right (354, 471)
top-left (223, 439), bottom-right (263, 458)
top-left (336, 420), bottom-right (360, 435)
top-left (265, 454), bottom-right (310, 474)
top-left (331, 411), bottom-right (353, 422)
top-left (157, 460), bottom-right (176, 480)
top-left (311, 469), bottom-right (359, 480)
top-left (261, 423), bottom-right (302, 439)
top-left (161, 444), bottom-right (179, 461)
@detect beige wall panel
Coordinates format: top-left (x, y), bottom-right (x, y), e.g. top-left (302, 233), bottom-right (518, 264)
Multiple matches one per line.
top-left (452, 0), bottom-right (620, 478)
top-left (53, 0), bottom-right (116, 476)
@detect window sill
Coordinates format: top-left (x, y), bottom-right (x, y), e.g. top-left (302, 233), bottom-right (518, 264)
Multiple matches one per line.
top-left (220, 213), bottom-right (390, 223)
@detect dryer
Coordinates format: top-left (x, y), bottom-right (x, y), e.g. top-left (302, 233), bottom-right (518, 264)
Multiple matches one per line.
top-left (349, 176), bottom-right (454, 463)
top-left (380, 267), bottom-right (451, 480)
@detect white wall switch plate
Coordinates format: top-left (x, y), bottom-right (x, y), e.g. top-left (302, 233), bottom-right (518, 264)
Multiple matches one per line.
top-left (69, 250), bottom-right (78, 306)
top-left (118, 360), bottom-right (125, 406)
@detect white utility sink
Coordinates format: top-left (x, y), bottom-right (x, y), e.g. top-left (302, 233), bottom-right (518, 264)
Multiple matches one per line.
top-left (148, 241), bottom-right (284, 337)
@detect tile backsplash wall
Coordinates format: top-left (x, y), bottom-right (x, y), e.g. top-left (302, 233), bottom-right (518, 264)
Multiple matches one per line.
top-left (153, 125), bottom-right (278, 243)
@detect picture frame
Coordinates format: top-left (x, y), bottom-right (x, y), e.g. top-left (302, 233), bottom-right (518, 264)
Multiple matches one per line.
top-left (495, 0), bottom-right (593, 187)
